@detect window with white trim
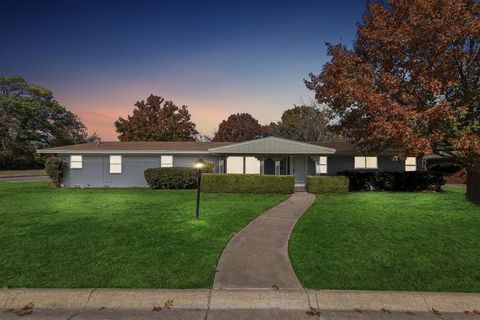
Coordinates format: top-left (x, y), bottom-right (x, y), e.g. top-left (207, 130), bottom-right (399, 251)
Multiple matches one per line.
top-left (161, 155), bottom-right (173, 168)
top-left (316, 156), bottom-right (327, 174)
top-left (405, 157), bottom-right (417, 171)
top-left (354, 156), bottom-right (378, 169)
top-left (226, 156), bottom-right (244, 174)
top-left (109, 155), bottom-right (122, 173)
top-left (245, 157), bottom-right (260, 174)
top-left (70, 155), bottom-right (83, 169)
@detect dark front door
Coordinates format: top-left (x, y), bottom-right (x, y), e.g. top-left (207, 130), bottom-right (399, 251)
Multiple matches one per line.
top-left (292, 156), bottom-right (306, 185)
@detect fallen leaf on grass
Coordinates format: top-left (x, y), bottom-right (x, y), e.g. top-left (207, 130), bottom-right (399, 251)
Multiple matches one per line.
top-left (381, 308), bottom-right (391, 314)
top-left (354, 308), bottom-right (363, 313)
top-left (432, 308), bottom-right (441, 316)
top-left (306, 307), bottom-right (321, 317)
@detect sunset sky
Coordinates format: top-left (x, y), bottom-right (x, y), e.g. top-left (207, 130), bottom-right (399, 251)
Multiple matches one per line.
top-left (1, 0), bottom-right (365, 140)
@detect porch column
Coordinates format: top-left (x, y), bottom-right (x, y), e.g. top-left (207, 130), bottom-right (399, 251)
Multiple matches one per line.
top-left (255, 156), bottom-right (267, 175)
top-left (269, 156), bottom-right (285, 176)
top-left (218, 159), bottom-right (225, 173)
top-left (274, 160), bottom-right (281, 175)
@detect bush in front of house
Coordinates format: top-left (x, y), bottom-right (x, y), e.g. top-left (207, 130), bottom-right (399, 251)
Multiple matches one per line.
top-left (144, 164), bottom-right (213, 189)
top-left (201, 174), bottom-right (294, 194)
top-left (307, 176), bottom-right (349, 194)
top-left (45, 156), bottom-right (66, 187)
top-left (338, 171), bottom-right (445, 192)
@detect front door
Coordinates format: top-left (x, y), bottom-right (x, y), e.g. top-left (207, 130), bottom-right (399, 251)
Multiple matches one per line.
top-left (292, 156), bottom-right (306, 186)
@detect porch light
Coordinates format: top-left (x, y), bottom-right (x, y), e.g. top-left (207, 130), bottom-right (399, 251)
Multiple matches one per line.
top-left (194, 159), bottom-right (205, 169)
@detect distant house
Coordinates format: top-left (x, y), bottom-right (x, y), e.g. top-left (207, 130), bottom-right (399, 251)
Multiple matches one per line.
top-left (37, 136), bottom-right (423, 188)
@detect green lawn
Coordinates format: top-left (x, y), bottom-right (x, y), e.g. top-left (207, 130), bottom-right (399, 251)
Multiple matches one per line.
top-left (290, 186), bottom-right (480, 292)
top-left (0, 181), bottom-right (286, 288)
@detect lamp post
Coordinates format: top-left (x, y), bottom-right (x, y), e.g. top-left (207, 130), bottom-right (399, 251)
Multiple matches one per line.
top-left (193, 159), bottom-right (205, 219)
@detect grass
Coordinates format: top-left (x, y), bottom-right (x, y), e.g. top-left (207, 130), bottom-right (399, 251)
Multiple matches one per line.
top-left (0, 181), bottom-right (287, 288)
top-left (290, 186), bottom-right (480, 292)
top-left (0, 169), bottom-right (45, 178)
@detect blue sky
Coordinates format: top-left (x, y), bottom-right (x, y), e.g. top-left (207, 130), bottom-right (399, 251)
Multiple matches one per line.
top-left (1, 0), bottom-right (366, 139)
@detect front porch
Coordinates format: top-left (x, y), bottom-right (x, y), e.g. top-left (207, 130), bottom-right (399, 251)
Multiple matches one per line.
top-left (208, 137), bottom-right (336, 187)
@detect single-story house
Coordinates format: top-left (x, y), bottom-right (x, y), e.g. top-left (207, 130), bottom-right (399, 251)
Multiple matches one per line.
top-left (37, 136), bottom-right (424, 188)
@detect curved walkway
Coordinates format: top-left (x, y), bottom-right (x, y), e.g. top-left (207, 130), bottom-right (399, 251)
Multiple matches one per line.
top-left (213, 192), bottom-right (316, 290)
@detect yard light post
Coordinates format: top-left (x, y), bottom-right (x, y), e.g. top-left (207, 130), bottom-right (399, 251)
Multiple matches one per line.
top-left (193, 159), bottom-right (205, 219)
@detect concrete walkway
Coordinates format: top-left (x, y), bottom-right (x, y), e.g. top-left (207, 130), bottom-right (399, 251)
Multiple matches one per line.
top-left (213, 192), bottom-right (316, 290)
top-left (2, 288), bottom-right (480, 319)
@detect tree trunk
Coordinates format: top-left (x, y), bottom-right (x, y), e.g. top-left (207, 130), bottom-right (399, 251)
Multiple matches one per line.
top-left (466, 170), bottom-right (480, 205)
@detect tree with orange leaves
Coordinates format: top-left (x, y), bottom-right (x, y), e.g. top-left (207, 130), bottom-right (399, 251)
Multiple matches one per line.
top-left (306, 0), bottom-right (480, 203)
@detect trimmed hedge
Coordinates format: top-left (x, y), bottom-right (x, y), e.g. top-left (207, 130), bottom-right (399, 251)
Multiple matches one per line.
top-left (144, 165), bottom-right (213, 189)
top-left (338, 171), bottom-right (445, 192)
top-left (307, 176), bottom-right (349, 194)
top-left (201, 174), bottom-right (294, 194)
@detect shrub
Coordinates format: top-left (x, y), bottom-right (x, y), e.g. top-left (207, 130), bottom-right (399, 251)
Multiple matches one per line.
top-left (144, 164), bottom-right (213, 189)
top-left (428, 162), bottom-right (463, 175)
top-left (307, 176), bottom-right (349, 193)
top-left (201, 174), bottom-right (294, 194)
top-left (338, 171), bottom-right (445, 192)
top-left (45, 156), bottom-right (66, 187)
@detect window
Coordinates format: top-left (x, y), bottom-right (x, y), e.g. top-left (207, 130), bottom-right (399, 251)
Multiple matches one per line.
top-left (245, 157), bottom-right (260, 174)
top-left (70, 155), bottom-right (82, 169)
top-left (354, 156), bottom-right (378, 169)
top-left (405, 157), bottom-right (417, 171)
top-left (316, 156), bottom-right (327, 174)
top-left (161, 155), bottom-right (173, 168)
top-left (109, 155), bottom-right (122, 173)
top-left (226, 156), bottom-right (244, 174)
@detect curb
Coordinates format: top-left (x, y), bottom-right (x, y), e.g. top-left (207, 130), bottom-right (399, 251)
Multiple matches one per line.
top-left (1, 288), bottom-right (480, 313)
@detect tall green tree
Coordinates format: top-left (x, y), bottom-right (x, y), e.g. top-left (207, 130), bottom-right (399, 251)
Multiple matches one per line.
top-left (267, 102), bottom-right (339, 142)
top-left (0, 76), bottom-right (94, 169)
top-left (115, 95), bottom-right (199, 141)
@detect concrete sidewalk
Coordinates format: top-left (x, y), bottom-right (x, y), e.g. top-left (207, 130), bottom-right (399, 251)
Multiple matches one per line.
top-left (214, 192), bottom-right (316, 290)
top-left (1, 288), bottom-right (480, 319)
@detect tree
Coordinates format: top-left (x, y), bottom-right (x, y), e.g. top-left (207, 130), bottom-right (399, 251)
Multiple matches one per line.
top-left (266, 102), bottom-right (340, 142)
top-left (115, 95), bottom-right (198, 141)
top-left (213, 113), bottom-right (265, 142)
top-left (305, 0), bottom-right (480, 203)
top-left (0, 76), bottom-right (94, 169)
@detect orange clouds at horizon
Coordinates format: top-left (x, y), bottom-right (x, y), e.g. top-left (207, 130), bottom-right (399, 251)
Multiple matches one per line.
top-left (57, 85), bottom-right (302, 141)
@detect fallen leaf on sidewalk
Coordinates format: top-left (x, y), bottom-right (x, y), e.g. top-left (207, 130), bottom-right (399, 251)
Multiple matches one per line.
top-left (406, 311), bottom-right (416, 316)
top-left (381, 308), bottom-right (391, 313)
top-left (306, 307), bottom-right (321, 317)
top-left (473, 309), bottom-right (480, 315)
top-left (272, 284), bottom-right (279, 290)
top-left (14, 303), bottom-right (34, 317)
top-left (164, 299), bottom-right (174, 311)
top-left (354, 308), bottom-right (363, 313)
top-left (152, 305), bottom-right (163, 312)
top-left (465, 310), bottom-right (475, 316)
top-left (4, 309), bottom-right (15, 313)
top-left (432, 308), bottom-right (441, 316)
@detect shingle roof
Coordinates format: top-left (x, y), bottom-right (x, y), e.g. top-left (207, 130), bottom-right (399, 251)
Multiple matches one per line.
top-left (38, 141), bottom-right (233, 152)
top-left (36, 139), bottom-right (399, 155)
